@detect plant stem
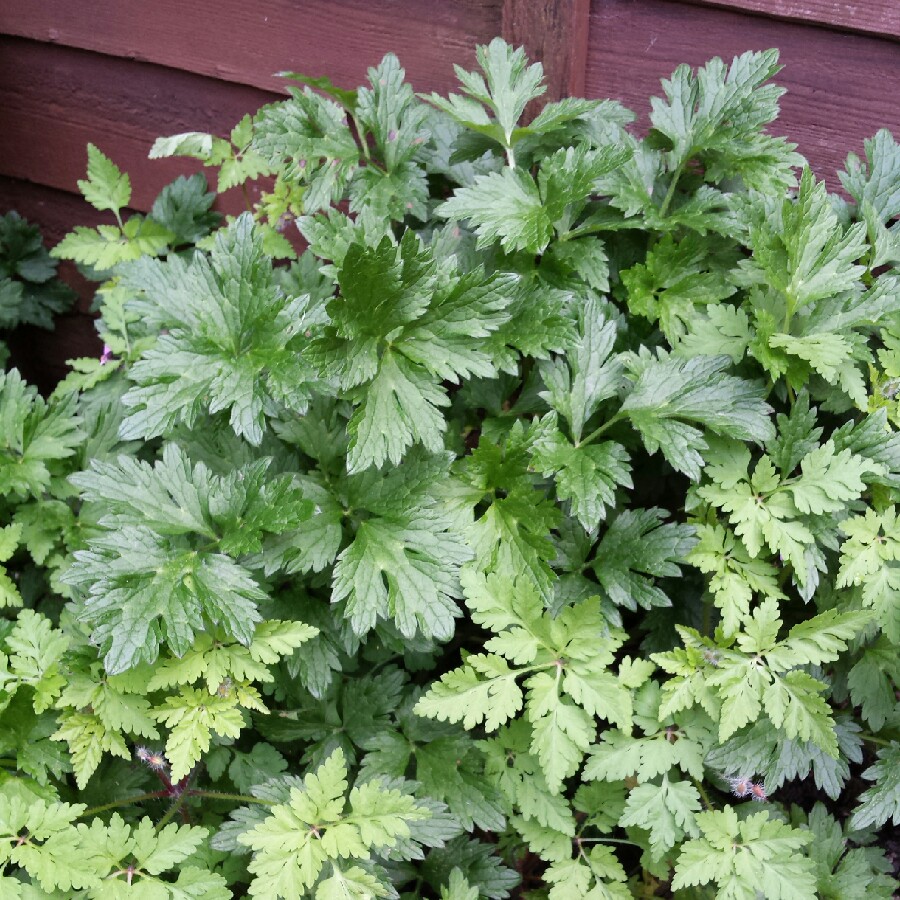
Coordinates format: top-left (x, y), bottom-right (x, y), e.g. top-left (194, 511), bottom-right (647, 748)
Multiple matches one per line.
top-left (577, 837), bottom-right (641, 847)
top-left (78, 791), bottom-right (166, 819)
top-left (693, 777), bottom-right (714, 810)
top-left (659, 159), bottom-right (687, 218)
top-left (577, 413), bottom-right (624, 448)
top-left (190, 790), bottom-right (276, 806)
top-left (240, 181), bottom-right (253, 214)
top-left (351, 114), bottom-right (371, 163)
top-left (506, 145), bottom-right (516, 168)
top-left (860, 732), bottom-right (894, 748)
top-left (156, 793), bottom-right (189, 830)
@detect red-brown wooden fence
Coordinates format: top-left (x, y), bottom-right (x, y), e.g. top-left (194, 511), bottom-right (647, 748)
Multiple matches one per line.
top-left (2, 0), bottom-right (899, 386)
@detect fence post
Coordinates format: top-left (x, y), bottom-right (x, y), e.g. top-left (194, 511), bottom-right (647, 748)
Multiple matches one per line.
top-left (501, 0), bottom-right (591, 109)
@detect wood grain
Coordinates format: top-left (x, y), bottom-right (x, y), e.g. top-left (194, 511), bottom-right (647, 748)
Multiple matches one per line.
top-left (502, 0), bottom-right (591, 106)
top-left (0, 0), bottom-right (503, 96)
top-left (586, 0), bottom-right (900, 186)
top-left (686, 0), bottom-right (900, 40)
top-left (0, 38), bottom-right (275, 212)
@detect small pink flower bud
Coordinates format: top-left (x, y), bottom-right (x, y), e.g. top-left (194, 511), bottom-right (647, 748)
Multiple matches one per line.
top-left (728, 776), bottom-right (752, 798)
top-left (135, 746), bottom-right (168, 772)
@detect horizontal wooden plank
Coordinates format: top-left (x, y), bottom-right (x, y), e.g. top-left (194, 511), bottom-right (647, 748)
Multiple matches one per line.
top-left (502, 0), bottom-right (592, 105)
top-left (0, 38), bottom-right (278, 213)
top-left (686, 0), bottom-right (900, 40)
top-left (0, 0), bottom-right (502, 96)
top-left (586, 0), bottom-right (900, 187)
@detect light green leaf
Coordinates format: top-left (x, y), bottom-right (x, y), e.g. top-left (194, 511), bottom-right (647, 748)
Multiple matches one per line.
top-left (78, 144), bottom-right (131, 214)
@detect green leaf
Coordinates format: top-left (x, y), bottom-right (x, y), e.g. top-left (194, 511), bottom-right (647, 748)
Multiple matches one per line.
top-left (120, 213), bottom-right (316, 445)
top-left (545, 846), bottom-right (630, 900)
top-left (737, 167), bottom-right (867, 314)
top-left (0, 370), bottom-right (82, 500)
top-left (424, 38), bottom-right (545, 151)
top-left (417, 573), bottom-right (627, 790)
top-left (438, 144), bottom-right (626, 254)
top-left (654, 605), bottom-right (864, 756)
top-left (316, 233), bottom-right (513, 471)
top-left (619, 776), bottom-right (701, 859)
top-left (837, 506), bottom-right (900, 640)
top-left (238, 749), bottom-right (430, 898)
top-left (332, 509), bottom-right (469, 641)
top-left (673, 807), bottom-right (817, 899)
top-left (78, 144), bottom-right (132, 214)
top-left (689, 522), bottom-right (784, 636)
top-left (414, 654), bottom-right (523, 732)
top-left (676, 303), bottom-right (753, 363)
top-left (150, 173), bottom-right (220, 245)
top-left (622, 352), bottom-right (774, 480)
top-left (840, 128), bottom-right (900, 223)
top-left (52, 217), bottom-right (173, 269)
top-left (538, 296), bottom-right (624, 444)
top-left (346, 348), bottom-right (447, 471)
top-left (147, 620), bottom-right (317, 694)
top-left (591, 508), bottom-right (697, 610)
top-left (622, 232), bottom-right (737, 343)
top-left (150, 130), bottom-right (218, 161)
top-left (0, 609), bottom-right (69, 714)
top-left (849, 743), bottom-right (900, 831)
top-left (527, 671), bottom-right (594, 792)
top-left (0, 795), bottom-right (102, 892)
top-left (464, 433), bottom-right (560, 600)
top-left (585, 727), bottom-right (707, 784)
top-left (253, 87), bottom-right (360, 212)
top-left (440, 868), bottom-right (478, 900)
top-left (152, 686), bottom-right (249, 781)
top-left (66, 445), bottom-right (312, 672)
top-left (649, 50), bottom-right (792, 181)
top-left (532, 416), bottom-right (631, 532)
top-left (848, 638), bottom-right (900, 731)
top-left (437, 167), bottom-right (552, 254)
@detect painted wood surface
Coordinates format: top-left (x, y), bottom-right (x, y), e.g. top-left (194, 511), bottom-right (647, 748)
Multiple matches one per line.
top-left (586, 0), bottom-right (900, 185)
top-left (0, 0), bottom-right (503, 95)
top-left (3, 0), bottom-right (900, 377)
top-left (0, 37), bottom-right (274, 212)
top-left (687, 0), bottom-right (900, 40)
top-left (502, 0), bottom-right (592, 105)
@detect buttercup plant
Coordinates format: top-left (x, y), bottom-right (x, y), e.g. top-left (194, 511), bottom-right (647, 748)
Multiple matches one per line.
top-left (0, 38), bottom-right (896, 898)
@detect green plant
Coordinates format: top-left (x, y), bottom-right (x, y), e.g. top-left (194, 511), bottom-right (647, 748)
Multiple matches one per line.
top-left (0, 211), bottom-right (76, 365)
top-left (0, 39), bottom-right (897, 898)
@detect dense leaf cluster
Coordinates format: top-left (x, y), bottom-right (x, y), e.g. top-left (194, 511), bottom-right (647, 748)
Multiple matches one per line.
top-left (0, 39), bottom-right (898, 898)
top-left (0, 212), bottom-right (76, 366)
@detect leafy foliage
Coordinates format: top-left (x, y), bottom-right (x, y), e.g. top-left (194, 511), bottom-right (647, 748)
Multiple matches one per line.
top-left (0, 212), bottom-right (75, 352)
top-left (0, 38), bottom-right (898, 900)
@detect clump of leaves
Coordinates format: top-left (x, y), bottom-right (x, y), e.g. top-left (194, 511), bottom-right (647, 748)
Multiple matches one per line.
top-left (0, 211), bottom-right (76, 364)
top-left (0, 38), bottom-right (896, 899)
